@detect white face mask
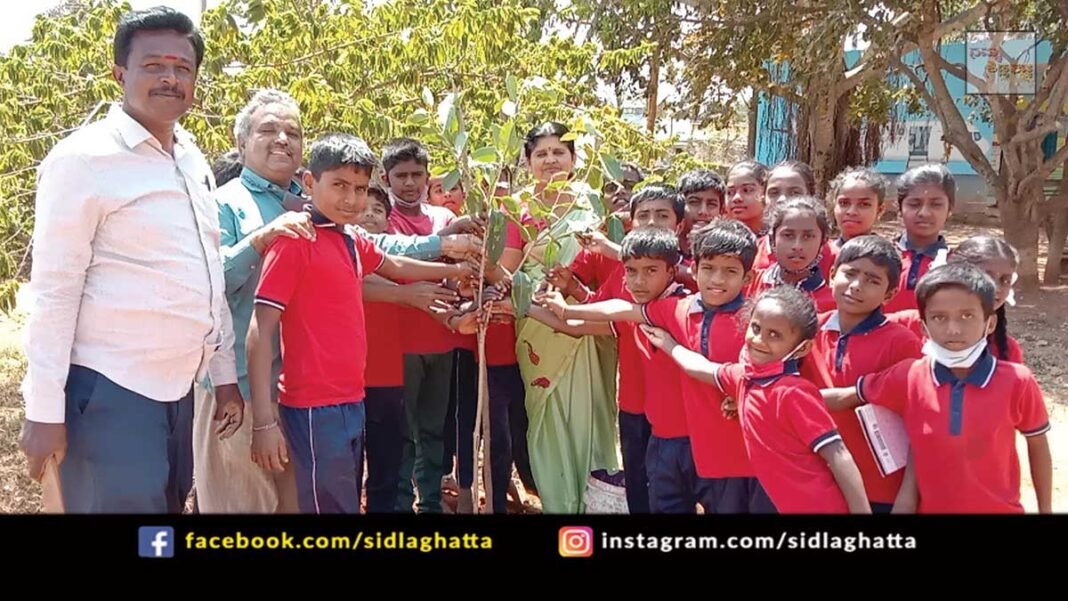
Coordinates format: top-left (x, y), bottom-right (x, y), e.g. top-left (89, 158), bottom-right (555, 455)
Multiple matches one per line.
top-left (921, 336), bottom-right (988, 368)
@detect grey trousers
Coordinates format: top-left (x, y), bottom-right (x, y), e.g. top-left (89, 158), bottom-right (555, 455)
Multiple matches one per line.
top-left (60, 365), bottom-right (193, 513)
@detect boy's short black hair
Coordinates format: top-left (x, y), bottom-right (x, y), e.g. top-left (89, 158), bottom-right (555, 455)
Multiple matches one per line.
top-left (678, 168), bottom-right (727, 200)
top-left (367, 185), bottom-right (391, 216)
top-left (833, 235), bottom-right (902, 289)
top-left (620, 227), bottom-right (681, 267)
top-left (114, 6), bottom-right (204, 68)
top-left (307, 133), bottom-right (378, 180)
top-left (691, 218), bottom-right (758, 271)
top-left (629, 183), bottom-right (684, 221)
top-left (751, 285), bottom-right (819, 341)
top-left (915, 263), bottom-right (996, 320)
top-left (211, 149), bottom-right (242, 187)
top-left (381, 137), bottom-right (429, 173)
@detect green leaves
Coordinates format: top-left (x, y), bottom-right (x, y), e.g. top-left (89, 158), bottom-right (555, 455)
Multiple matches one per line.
top-left (606, 215), bottom-right (626, 244)
top-left (470, 146), bottom-right (499, 164)
top-left (600, 152), bottom-right (625, 183)
top-left (511, 271), bottom-right (533, 319)
top-left (505, 74), bottom-right (519, 100)
top-left (441, 169), bottom-right (462, 193)
top-left (485, 210), bottom-right (508, 264)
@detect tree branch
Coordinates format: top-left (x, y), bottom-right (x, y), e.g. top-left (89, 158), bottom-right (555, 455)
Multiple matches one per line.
top-left (1012, 120), bottom-right (1066, 147)
top-left (1021, 51), bottom-right (1068, 126)
top-left (931, 51), bottom-right (970, 85)
top-left (895, 39), bottom-right (997, 183)
top-left (1020, 142), bottom-right (1068, 197)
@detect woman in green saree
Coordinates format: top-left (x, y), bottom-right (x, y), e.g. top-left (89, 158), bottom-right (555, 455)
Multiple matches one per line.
top-left (498, 122), bottom-right (620, 513)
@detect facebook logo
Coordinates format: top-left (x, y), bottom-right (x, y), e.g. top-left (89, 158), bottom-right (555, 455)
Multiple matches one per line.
top-left (138, 527), bottom-right (175, 558)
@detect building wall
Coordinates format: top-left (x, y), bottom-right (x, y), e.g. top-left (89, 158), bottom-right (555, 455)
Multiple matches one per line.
top-left (754, 39), bottom-right (1061, 208)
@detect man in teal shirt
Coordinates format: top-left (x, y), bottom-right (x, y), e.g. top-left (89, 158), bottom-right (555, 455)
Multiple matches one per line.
top-left (193, 89), bottom-right (480, 513)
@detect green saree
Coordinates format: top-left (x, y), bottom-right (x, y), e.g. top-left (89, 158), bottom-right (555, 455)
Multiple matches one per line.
top-left (514, 200), bottom-right (620, 514)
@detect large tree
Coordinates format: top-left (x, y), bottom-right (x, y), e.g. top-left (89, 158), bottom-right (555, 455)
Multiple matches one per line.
top-left (0, 0), bottom-right (680, 312)
top-left (888, 0), bottom-right (1068, 286)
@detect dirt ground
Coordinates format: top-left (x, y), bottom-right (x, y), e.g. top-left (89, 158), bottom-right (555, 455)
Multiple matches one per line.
top-left (1, 220), bottom-right (1066, 513)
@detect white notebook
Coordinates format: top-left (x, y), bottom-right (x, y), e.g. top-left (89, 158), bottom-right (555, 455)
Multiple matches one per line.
top-left (855, 404), bottom-right (910, 477)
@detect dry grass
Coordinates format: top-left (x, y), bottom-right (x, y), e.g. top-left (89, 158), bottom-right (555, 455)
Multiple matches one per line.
top-left (0, 311), bottom-right (36, 513)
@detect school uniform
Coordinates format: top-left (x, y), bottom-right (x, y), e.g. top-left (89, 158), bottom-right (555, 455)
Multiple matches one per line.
top-left (882, 234), bottom-right (948, 313)
top-left (857, 350), bottom-right (1050, 513)
top-left (615, 284), bottom-right (698, 514)
top-left (363, 299), bottom-right (406, 513)
top-left (643, 293), bottom-right (774, 513)
top-left (753, 236), bottom-right (835, 280)
top-left (714, 362), bottom-right (849, 513)
top-left (749, 263), bottom-right (837, 313)
top-left (589, 260), bottom-right (651, 514)
top-left (800, 310), bottom-right (922, 511)
top-left (254, 209), bottom-right (385, 514)
top-left (389, 204), bottom-right (457, 513)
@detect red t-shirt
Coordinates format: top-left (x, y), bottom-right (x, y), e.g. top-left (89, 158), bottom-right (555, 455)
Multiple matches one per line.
top-left (800, 311), bottom-right (923, 503)
top-left (363, 300), bottom-right (404, 388)
top-left (882, 234), bottom-right (949, 313)
top-left (388, 204), bottom-right (456, 356)
top-left (572, 249), bottom-right (620, 292)
top-left (858, 354), bottom-right (1050, 513)
top-left (642, 294), bottom-right (752, 478)
top-left (716, 363), bottom-right (849, 513)
top-left (587, 263), bottom-right (643, 415)
top-left (255, 225), bottom-right (384, 408)
top-left (748, 265), bottom-right (836, 313)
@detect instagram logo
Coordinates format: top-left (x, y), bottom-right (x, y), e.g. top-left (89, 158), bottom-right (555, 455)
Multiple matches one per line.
top-left (558, 526), bottom-right (594, 558)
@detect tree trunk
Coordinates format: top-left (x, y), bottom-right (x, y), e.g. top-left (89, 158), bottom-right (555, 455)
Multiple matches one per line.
top-left (808, 93), bottom-right (838, 196)
top-left (1043, 173), bottom-right (1068, 285)
top-left (747, 95), bottom-right (758, 157)
top-left (645, 49), bottom-right (660, 135)
top-left (999, 185), bottom-right (1043, 289)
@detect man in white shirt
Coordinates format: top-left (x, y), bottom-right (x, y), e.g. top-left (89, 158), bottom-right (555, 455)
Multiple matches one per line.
top-left (18, 6), bottom-right (243, 513)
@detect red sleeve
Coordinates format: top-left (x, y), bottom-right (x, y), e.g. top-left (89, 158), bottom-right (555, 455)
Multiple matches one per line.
top-left (255, 237), bottom-right (309, 311)
top-left (781, 381), bottom-right (842, 452)
top-left (887, 309), bottom-right (923, 339)
top-left (715, 362), bottom-right (743, 397)
top-left (353, 233), bottom-right (386, 276)
top-left (1013, 366), bottom-right (1050, 437)
top-left (812, 286), bottom-right (837, 313)
top-left (640, 296), bottom-right (683, 330)
top-left (887, 325), bottom-right (924, 364)
top-left (571, 249), bottom-right (600, 288)
top-left (504, 220), bottom-right (525, 250)
top-left (856, 357), bottom-right (914, 414)
top-left (1006, 336), bottom-right (1025, 364)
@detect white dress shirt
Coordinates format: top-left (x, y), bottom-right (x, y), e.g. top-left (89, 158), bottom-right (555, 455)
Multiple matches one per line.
top-left (22, 103), bottom-right (237, 424)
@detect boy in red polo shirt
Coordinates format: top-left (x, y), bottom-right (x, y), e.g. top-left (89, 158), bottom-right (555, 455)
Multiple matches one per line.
top-left (532, 220), bottom-right (686, 514)
top-left (823, 263), bottom-right (1052, 513)
top-left (246, 134), bottom-right (473, 514)
top-left (380, 137), bottom-right (464, 514)
top-left (642, 285), bottom-right (872, 514)
top-left (546, 218), bottom-right (781, 514)
top-left (355, 186), bottom-right (407, 513)
top-left (542, 219), bottom-right (778, 514)
top-left (799, 235), bottom-right (923, 512)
